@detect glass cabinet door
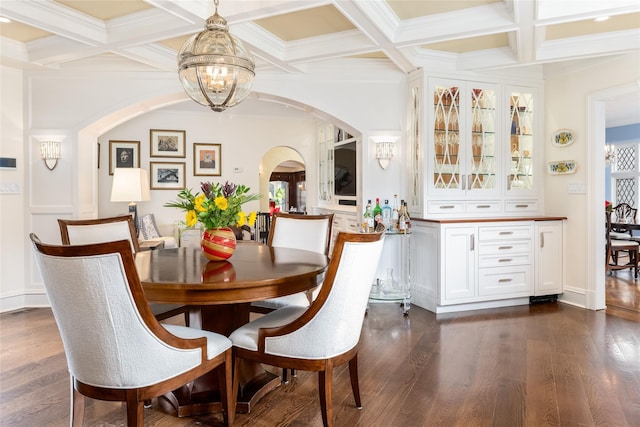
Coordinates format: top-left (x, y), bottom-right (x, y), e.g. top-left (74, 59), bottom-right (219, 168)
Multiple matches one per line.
top-left (468, 85), bottom-right (497, 191)
top-left (508, 90), bottom-right (534, 190)
top-left (430, 81), bottom-right (498, 194)
top-left (433, 84), bottom-right (462, 190)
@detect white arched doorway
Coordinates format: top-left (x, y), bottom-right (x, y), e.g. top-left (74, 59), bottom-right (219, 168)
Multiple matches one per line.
top-left (259, 146), bottom-right (305, 212)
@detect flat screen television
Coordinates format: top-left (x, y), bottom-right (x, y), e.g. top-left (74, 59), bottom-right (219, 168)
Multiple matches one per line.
top-left (334, 141), bottom-right (356, 197)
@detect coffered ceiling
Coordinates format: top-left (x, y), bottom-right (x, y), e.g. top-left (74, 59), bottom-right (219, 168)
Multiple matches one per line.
top-left (1, 0), bottom-right (639, 124)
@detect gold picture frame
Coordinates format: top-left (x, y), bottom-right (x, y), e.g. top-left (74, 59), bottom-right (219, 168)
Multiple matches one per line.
top-left (149, 162), bottom-right (186, 190)
top-left (150, 129), bottom-right (186, 158)
top-left (193, 143), bottom-right (221, 176)
top-left (109, 140), bottom-right (140, 175)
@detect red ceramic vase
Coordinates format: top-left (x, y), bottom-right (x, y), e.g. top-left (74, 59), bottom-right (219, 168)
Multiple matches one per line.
top-left (200, 227), bottom-right (237, 261)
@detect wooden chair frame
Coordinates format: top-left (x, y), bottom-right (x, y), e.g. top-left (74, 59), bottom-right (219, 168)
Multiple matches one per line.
top-left (606, 212), bottom-right (639, 278)
top-left (233, 232), bottom-right (384, 427)
top-left (58, 215), bottom-right (190, 324)
top-left (30, 235), bottom-right (234, 427)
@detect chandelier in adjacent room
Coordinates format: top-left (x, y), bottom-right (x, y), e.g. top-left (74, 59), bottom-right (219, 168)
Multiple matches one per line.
top-left (177, 0), bottom-right (255, 112)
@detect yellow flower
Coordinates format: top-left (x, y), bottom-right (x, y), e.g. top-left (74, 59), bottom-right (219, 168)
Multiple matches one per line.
top-left (237, 211), bottom-right (247, 226)
top-left (214, 196), bottom-right (228, 210)
top-left (194, 194), bottom-right (207, 212)
top-left (185, 210), bottom-right (198, 227)
top-left (248, 211), bottom-right (257, 227)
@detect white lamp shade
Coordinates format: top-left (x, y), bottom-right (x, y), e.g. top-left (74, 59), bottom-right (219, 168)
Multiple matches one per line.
top-left (110, 168), bottom-right (151, 202)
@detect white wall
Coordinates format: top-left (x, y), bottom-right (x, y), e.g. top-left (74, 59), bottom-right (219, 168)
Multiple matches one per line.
top-left (544, 52), bottom-right (640, 308)
top-left (0, 66), bottom-right (29, 311)
top-left (98, 109), bottom-right (317, 228)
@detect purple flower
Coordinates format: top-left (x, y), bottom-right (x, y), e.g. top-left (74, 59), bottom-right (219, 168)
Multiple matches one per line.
top-left (201, 182), bottom-right (213, 198)
top-left (222, 181), bottom-right (237, 198)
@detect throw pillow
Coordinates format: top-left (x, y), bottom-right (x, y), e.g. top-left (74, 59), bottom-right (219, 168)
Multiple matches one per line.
top-left (139, 214), bottom-right (161, 240)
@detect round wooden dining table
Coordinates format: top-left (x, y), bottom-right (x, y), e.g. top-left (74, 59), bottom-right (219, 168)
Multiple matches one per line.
top-left (135, 242), bottom-right (328, 416)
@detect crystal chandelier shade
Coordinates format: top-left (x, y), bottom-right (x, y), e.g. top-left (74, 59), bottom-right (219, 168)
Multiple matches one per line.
top-left (177, 1), bottom-right (255, 112)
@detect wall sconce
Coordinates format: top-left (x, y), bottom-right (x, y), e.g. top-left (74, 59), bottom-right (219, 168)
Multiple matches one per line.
top-left (40, 141), bottom-right (61, 170)
top-left (605, 144), bottom-right (616, 166)
top-left (375, 141), bottom-right (395, 170)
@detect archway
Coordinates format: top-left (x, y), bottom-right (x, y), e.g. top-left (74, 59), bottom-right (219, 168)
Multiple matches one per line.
top-left (259, 147), bottom-right (305, 212)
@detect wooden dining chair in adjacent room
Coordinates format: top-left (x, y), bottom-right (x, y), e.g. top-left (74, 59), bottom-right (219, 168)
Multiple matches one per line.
top-left (230, 232), bottom-right (385, 427)
top-left (610, 202), bottom-right (638, 240)
top-left (606, 212), bottom-right (639, 278)
top-left (58, 215), bottom-right (190, 325)
top-left (29, 234), bottom-right (234, 427)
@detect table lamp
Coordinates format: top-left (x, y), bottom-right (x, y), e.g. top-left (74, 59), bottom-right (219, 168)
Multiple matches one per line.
top-left (110, 168), bottom-right (151, 236)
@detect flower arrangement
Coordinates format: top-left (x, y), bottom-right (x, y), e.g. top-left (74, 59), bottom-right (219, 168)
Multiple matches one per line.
top-left (605, 200), bottom-right (613, 213)
top-left (165, 181), bottom-right (261, 230)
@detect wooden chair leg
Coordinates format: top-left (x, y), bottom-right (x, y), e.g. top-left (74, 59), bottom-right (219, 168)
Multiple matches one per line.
top-left (318, 364), bottom-right (334, 427)
top-left (125, 390), bottom-right (144, 427)
top-left (70, 379), bottom-right (85, 427)
top-left (348, 354), bottom-right (362, 409)
top-left (217, 351), bottom-right (234, 427)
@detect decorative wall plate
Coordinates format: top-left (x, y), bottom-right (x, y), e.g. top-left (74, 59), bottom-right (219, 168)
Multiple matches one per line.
top-left (547, 160), bottom-right (577, 175)
top-left (552, 129), bottom-right (574, 147)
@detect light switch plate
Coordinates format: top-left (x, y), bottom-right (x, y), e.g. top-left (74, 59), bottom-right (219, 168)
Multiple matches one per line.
top-left (568, 183), bottom-right (587, 194)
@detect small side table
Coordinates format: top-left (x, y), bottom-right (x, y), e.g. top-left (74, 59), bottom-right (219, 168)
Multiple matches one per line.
top-left (138, 240), bottom-right (165, 251)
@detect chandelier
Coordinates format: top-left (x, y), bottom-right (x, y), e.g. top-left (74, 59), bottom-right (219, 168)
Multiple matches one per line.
top-left (177, 0), bottom-right (255, 112)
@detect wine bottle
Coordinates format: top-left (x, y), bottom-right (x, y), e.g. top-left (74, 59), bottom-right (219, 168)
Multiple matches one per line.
top-left (382, 199), bottom-right (392, 231)
top-left (399, 201), bottom-right (408, 233)
top-left (392, 195), bottom-right (399, 232)
top-left (373, 198), bottom-right (382, 230)
top-left (363, 200), bottom-right (374, 233)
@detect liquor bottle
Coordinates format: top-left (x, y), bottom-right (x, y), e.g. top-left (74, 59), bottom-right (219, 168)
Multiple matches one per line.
top-left (402, 201), bottom-right (411, 233)
top-left (382, 199), bottom-right (392, 231)
top-left (399, 201), bottom-right (408, 233)
top-left (392, 195), bottom-right (400, 232)
top-left (363, 200), bottom-right (374, 233)
top-left (373, 198), bottom-right (383, 230)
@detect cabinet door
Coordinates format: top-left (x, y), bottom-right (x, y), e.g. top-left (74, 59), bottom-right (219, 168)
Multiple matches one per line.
top-left (506, 87), bottom-right (537, 194)
top-left (407, 71), bottom-right (424, 217)
top-left (535, 222), bottom-right (563, 295)
top-left (317, 124), bottom-right (334, 201)
top-left (428, 79), bottom-right (501, 198)
top-left (430, 80), bottom-right (464, 196)
top-left (442, 226), bottom-right (477, 303)
top-left (467, 82), bottom-right (500, 194)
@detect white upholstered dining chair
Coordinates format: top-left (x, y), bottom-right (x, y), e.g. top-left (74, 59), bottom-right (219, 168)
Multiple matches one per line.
top-left (250, 212), bottom-right (334, 314)
top-left (58, 215), bottom-right (190, 325)
top-left (30, 234), bottom-right (234, 427)
top-left (230, 231), bottom-right (385, 427)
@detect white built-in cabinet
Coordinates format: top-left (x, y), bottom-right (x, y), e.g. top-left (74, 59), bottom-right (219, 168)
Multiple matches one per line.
top-left (407, 71), bottom-right (542, 218)
top-left (410, 218), bottom-right (564, 313)
top-left (534, 221), bottom-right (564, 296)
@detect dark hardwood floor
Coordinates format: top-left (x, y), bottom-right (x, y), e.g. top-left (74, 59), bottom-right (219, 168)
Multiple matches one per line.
top-left (1, 299), bottom-right (638, 426)
top-left (606, 267), bottom-right (640, 322)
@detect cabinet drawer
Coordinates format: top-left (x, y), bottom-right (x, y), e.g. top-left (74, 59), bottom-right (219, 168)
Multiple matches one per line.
top-left (478, 266), bottom-right (532, 296)
top-left (466, 201), bottom-right (502, 213)
top-left (479, 240), bottom-right (532, 256)
top-left (479, 252), bottom-right (531, 268)
top-left (427, 201), bottom-right (465, 214)
top-left (504, 200), bottom-right (538, 213)
top-left (479, 225), bottom-right (532, 241)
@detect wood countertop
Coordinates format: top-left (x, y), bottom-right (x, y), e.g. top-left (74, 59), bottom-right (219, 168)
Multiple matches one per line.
top-left (412, 216), bottom-right (567, 224)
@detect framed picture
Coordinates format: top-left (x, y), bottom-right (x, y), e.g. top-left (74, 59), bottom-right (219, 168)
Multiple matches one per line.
top-left (150, 162), bottom-right (186, 190)
top-left (109, 140), bottom-right (140, 175)
top-left (194, 143), bottom-right (222, 176)
top-left (150, 129), bottom-right (186, 158)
